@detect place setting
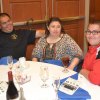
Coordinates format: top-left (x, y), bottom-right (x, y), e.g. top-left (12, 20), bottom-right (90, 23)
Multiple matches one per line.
top-left (58, 73), bottom-right (91, 100)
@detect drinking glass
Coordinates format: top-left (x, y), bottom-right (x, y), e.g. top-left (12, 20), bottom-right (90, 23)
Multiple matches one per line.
top-left (52, 76), bottom-right (60, 100)
top-left (15, 66), bottom-right (31, 85)
top-left (7, 56), bottom-right (13, 70)
top-left (40, 66), bottom-right (49, 88)
top-left (14, 64), bottom-right (31, 99)
top-left (61, 56), bottom-right (69, 73)
top-left (19, 57), bottom-right (26, 69)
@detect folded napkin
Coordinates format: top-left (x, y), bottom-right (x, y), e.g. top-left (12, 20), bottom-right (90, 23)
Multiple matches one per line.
top-left (58, 73), bottom-right (91, 100)
top-left (0, 56), bottom-right (17, 65)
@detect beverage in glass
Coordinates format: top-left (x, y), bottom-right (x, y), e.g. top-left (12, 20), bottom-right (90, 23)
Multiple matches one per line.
top-left (61, 56), bottom-right (69, 72)
top-left (40, 66), bottom-right (49, 88)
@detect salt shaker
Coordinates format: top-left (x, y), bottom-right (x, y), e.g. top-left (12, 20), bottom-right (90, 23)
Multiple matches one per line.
top-left (19, 87), bottom-right (26, 100)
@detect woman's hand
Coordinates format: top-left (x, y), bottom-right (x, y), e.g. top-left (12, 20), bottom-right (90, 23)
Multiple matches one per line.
top-left (32, 58), bottom-right (38, 62)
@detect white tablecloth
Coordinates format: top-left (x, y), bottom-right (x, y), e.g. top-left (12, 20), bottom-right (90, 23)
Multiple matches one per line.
top-left (0, 61), bottom-right (100, 100)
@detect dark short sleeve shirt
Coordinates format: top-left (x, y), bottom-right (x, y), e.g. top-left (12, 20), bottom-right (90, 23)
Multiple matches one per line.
top-left (0, 29), bottom-right (36, 59)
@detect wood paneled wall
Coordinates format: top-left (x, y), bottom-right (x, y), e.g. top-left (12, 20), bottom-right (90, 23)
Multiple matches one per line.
top-left (2, 0), bottom-right (85, 22)
top-left (90, 0), bottom-right (100, 21)
top-left (2, 0), bottom-right (46, 22)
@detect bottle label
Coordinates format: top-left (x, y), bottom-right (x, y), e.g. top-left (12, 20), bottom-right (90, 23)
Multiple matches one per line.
top-left (8, 71), bottom-right (13, 81)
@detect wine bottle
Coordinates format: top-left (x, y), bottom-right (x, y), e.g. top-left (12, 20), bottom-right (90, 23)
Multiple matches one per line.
top-left (6, 71), bottom-right (19, 100)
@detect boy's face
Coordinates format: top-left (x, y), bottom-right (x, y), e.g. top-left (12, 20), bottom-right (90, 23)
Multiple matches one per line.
top-left (86, 24), bottom-right (100, 46)
top-left (0, 16), bottom-right (13, 33)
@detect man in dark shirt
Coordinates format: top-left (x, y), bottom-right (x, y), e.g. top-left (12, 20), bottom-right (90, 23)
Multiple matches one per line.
top-left (0, 13), bottom-right (44, 64)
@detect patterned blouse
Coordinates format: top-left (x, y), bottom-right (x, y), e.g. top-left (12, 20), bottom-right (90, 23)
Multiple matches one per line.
top-left (32, 34), bottom-right (83, 62)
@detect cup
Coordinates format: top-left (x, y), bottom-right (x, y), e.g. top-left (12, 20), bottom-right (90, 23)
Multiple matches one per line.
top-left (61, 56), bottom-right (69, 73)
top-left (61, 56), bottom-right (69, 67)
top-left (7, 56), bottom-right (13, 70)
top-left (52, 76), bottom-right (60, 100)
top-left (19, 57), bottom-right (26, 69)
top-left (40, 66), bottom-right (49, 88)
top-left (15, 64), bottom-right (31, 85)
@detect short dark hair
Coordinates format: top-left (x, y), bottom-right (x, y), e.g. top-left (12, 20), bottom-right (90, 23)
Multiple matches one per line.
top-left (0, 13), bottom-right (11, 19)
top-left (89, 20), bottom-right (100, 26)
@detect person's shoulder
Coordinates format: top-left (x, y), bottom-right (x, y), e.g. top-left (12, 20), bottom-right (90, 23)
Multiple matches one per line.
top-left (62, 33), bottom-right (71, 39)
top-left (64, 33), bottom-right (74, 39)
top-left (64, 33), bottom-right (70, 36)
top-left (38, 35), bottom-right (46, 42)
top-left (39, 35), bottom-right (46, 40)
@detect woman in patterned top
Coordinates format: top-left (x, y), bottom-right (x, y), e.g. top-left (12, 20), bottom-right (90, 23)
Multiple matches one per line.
top-left (32, 17), bottom-right (83, 70)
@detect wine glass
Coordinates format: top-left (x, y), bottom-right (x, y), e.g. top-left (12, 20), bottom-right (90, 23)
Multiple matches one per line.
top-left (40, 66), bottom-right (49, 88)
top-left (52, 76), bottom-right (60, 100)
top-left (15, 65), bottom-right (31, 85)
top-left (7, 56), bottom-right (13, 70)
top-left (14, 65), bottom-right (30, 100)
top-left (61, 56), bottom-right (69, 73)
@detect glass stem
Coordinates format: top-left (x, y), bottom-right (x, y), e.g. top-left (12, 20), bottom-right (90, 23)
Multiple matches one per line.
top-left (55, 90), bottom-right (59, 100)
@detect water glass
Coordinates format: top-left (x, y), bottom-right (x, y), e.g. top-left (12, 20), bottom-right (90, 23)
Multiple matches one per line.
top-left (61, 56), bottom-right (69, 73)
top-left (15, 67), bottom-right (31, 85)
top-left (52, 76), bottom-right (60, 100)
top-left (40, 66), bottom-right (49, 88)
top-left (7, 56), bottom-right (13, 70)
top-left (19, 57), bottom-right (26, 67)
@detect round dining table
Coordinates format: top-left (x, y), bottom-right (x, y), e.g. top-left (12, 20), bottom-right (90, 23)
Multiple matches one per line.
top-left (0, 61), bottom-right (100, 100)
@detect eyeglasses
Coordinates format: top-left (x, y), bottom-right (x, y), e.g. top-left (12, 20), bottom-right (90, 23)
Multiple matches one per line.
top-left (85, 30), bottom-right (100, 35)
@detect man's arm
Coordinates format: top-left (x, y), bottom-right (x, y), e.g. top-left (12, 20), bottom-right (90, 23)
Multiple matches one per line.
top-left (35, 30), bottom-right (45, 38)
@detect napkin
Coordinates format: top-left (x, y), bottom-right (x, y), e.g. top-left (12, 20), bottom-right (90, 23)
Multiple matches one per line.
top-left (43, 60), bottom-right (63, 66)
top-left (0, 57), bottom-right (17, 65)
top-left (58, 73), bottom-right (91, 100)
